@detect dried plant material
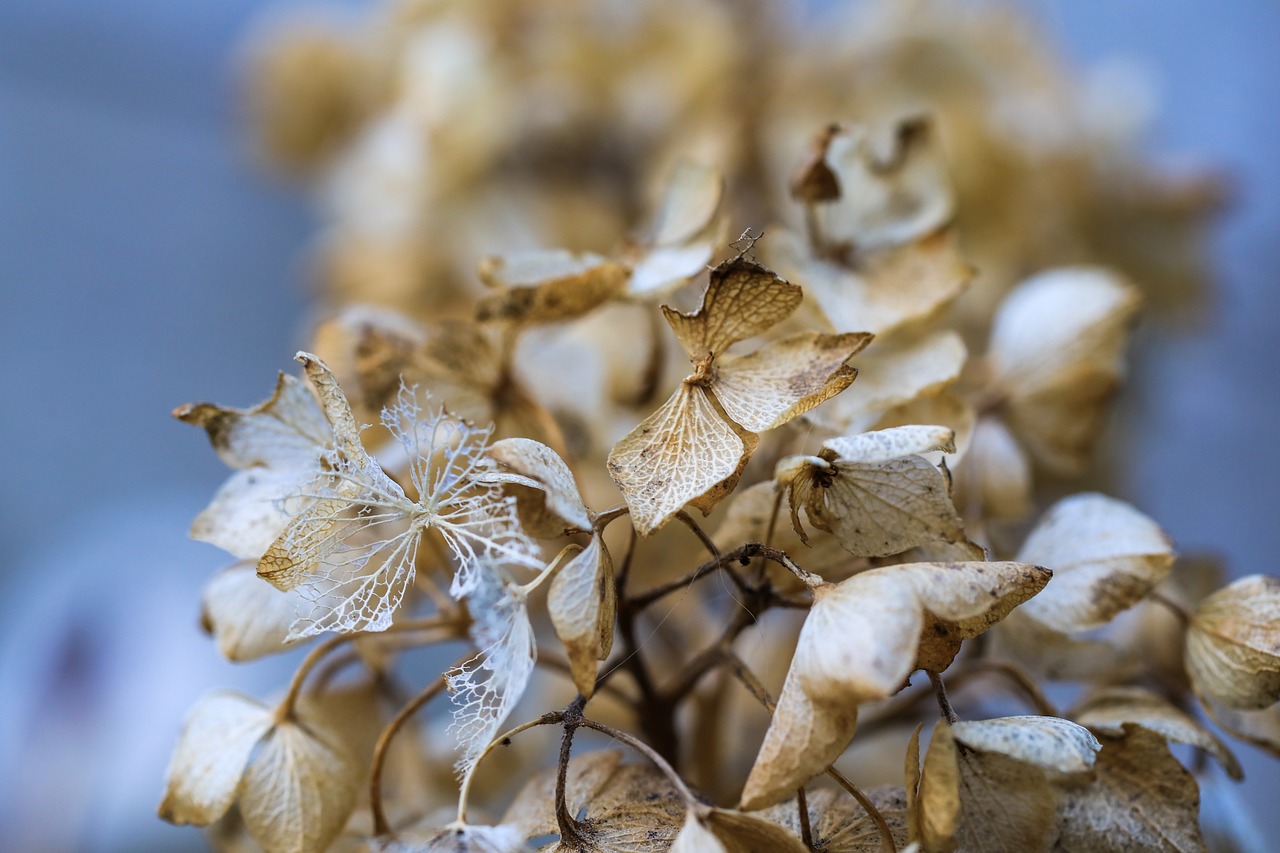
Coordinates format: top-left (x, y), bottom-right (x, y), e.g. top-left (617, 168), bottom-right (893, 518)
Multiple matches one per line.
top-left (609, 256), bottom-right (870, 535)
top-left (626, 161), bottom-right (725, 298)
top-left (761, 787), bottom-right (911, 853)
top-left (953, 416), bottom-right (1031, 520)
top-left (1185, 574), bottom-right (1280, 710)
top-left (1014, 493), bottom-right (1175, 633)
top-left (485, 437), bottom-right (593, 534)
top-left (741, 561), bottom-right (1049, 808)
top-left (258, 355), bottom-right (538, 637)
top-left (950, 716), bottom-right (1099, 775)
top-left (547, 537), bottom-right (616, 697)
top-left (201, 561), bottom-right (306, 662)
top-left (1197, 697), bottom-right (1280, 760)
top-left (238, 719), bottom-right (360, 853)
top-left (371, 822), bottom-right (531, 852)
top-left (175, 373), bottom-right (331, 560)
top-left (502, 750), bottom-right (625, 838)
top-left (159, 691), bottom-right (275, 826)
top-left (671, 807), bottom-right (809, 852)
top-left (780, 425), bottom-right (965, 558)
top-left (918, 721), bottom-right (1057, 853)
top-left (1053, 725), bottom-right (1206, 853)
top-left (310, 304), bottom-right (430, 423)
top-left (477, 250), bottom-right (629, 325)
top-left (546, 764), bottom-right (686, 852)
top-left (809, 329), bottom-right (967, 434)
top-left (1071, 686), bottom-right (1241, 780)
top-left (984, 267), bottom-right (1141, 475)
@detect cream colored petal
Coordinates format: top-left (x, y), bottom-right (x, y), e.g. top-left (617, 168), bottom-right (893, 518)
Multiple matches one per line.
top-left (476, 250), bottom-right (628, 325)
top-left (238, 720), bottom-right (360, 853)
top-left (951, 716), bottom-right (1099, 774)
top-left (760, 787), bottom-right (911, 853)
top-left (1072, 687), bottom-right (1241, 780)
top-left (174, 372), bottom-right (329, 471)
top-left (714, 331), bottom-right (871, 432)
top-left (607, 385), bottom-right (748, 536)
top-left (1197, 696), bottom-right (1280, 761)
top-left (649, 161), bottom-right (724, 248)
top-left (682, 808), bottom-right (810, 852)
top-left (1186, 574), bottom-right (1280, 709)
top-left (201, 561), bottom-right (307, 662)
top-left (485, 436), bottom-right (592, 530)
top-left (158, 691), bottom-right (274, 827)
top-left (739, 664), bottom-right (860, 811)
top-left (874, 391), bottom-right (976, 463)
top-left (628, 241), bottom-right (716, 299)
top-left (370, 823), bottom-right (530, 852)
top-left (1053, 725), bottom-right (1206, 853)
top-left (916, 722), bottom-right (960, 853)
top-left (954, 416), bottom-right (1032, 520)
top-left (823, 425), bottom-right (956, 464)
top-left (192, 467), bottom-right (311, 560)
top-left (810, 330), bottom-right (967, 433)
top-left (309, 304), bottom-right (429, 422)
top-left (548, 536), bottom-right (615, 698)
top-left (988, 610), bottom-right (1140, 682)
top-left (662, 257), bottom-right (803, 357)
top-left (1016, 493), bottom-right (1175, 633)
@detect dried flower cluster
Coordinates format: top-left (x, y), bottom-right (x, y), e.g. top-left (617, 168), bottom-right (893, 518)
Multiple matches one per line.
top-left (161, 2), bottom-right (1272, 852)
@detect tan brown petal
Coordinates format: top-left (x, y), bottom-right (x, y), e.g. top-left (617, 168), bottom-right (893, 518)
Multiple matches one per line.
top-left (201, 561), bottom-right (307, 662)
top-left (1185, 574), bottom-right (1280, 709)
top-left (661, 257), bottom-right (803, 358)
top-left (477, 250), bottom-right (629, 325)
top-left (548, 536), bottom-right (616, 697)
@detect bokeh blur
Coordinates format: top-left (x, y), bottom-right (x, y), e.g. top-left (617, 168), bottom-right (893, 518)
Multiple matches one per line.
top-left (1, 1), bottom-right (1277, 850)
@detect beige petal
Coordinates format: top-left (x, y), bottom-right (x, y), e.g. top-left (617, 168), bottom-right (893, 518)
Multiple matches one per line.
top-left (502, 750), bottom-right (624, 838)
top-left (874, 391), bottom-right (976, 462)
top-left (673, 808), bottom-right (809, 853)
top-left (988, 610), bottom-right (1140, 683)
top-left (739, 665), bottom-right (860, 811)
top-left (627, 242), bottom-right (716, 299)
top-left (1186, 574), bottom-right (1280, 709)
top-left (548, 536), bottom-right (616, 697)
top-left (662, 257), bottom-right (802, 357)
top-left (486, 437), bottom-right (593, 531)
top-left (649, 161), bottom-right (724, 248)
top-left (916, 723), bottom-right (960, 853)
top-left (954, 416), bottom-right (1032, 520)
top-left (1197, 695), bottom-right (1280, 761)
top-left (476, 250), bottom-right (628, 325)
top-left (174, 372), bottom-right (330, 471)
top-left (607, 384), bottom-right (748, 536)
top-left (158, 691), bottom-right (273, 826)
top-left (238, 720), bottom-right (360, 853)
top-left (760, 787), bottom-right (911, 853)
top-left (823, 425), bottom-right (956, 464)
top-left (714, 331), bottom-right (871, 432)
top-left (297, 352), bottom-right (369, 464)
top-left (810, 330), bottom-right (967, 433)
top-left (192, 467), bottom-right (311, 560)
top-left (201, 561), bottom-right (307, 662)
top-left (1016, 493), bottom-right (1175, 633)
top-left (371, 823), bottom-right (530, 852)
top-left (310, 304), bottom-right (429, 422)
top-left (950, 716), bottom-right (1099, 774)
top-left (545, 764), bottom-right (685, 851)
top-left (1053, 725), bottom-right (1206, 853)
top-left (1072, 686), bottom-right (1241, 780)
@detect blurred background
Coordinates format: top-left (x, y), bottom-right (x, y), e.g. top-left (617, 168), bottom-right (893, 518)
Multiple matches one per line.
top-left (0, 1), bottom-right (1277, 850)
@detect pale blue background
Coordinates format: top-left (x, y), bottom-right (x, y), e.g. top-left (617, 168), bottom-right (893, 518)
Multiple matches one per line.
top-left (0, 1), bottom-right (1276, 849)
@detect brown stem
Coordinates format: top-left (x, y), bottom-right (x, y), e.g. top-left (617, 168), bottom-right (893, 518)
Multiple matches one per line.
top-left (826, 767), bottom-right (898, 853)
top-left (675, 509), bottom-right (721, 565)
top-left (631, 543), bottom-right (813, 609)
top-left (369, 675), bottom-right (449, 836)
top-left (796, 786), bottom-right (814, 850)
top-left (554, 701), bottom-right (592, 848)
top-left (276, 634), bottom-right (354, 723)
top-left (592, 505), bottom-right (630, 532)
top-left (966, 660), bottom-right (1059, 717)
top-left (578, 717), bottom-right (699, 807)
top-left (928, 670), bottom-right (959, 725)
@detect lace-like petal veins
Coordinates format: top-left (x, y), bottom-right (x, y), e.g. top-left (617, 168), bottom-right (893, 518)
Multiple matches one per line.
top-left (548, 536), bottom-right (615, 697)
top-left (238, 720), bottom-right (360, 853)
top-left (158, 691), bottom-right (273, 826)
top-left (1186, 575), bottom-right (1280, 709)
top-left (1072, 687), bottom-right (1242, 780)
top-left (297, 352), bottom-right (369, 464)
top-left (485, 437), bottom-right (593, 531)
top-left (607, 384), bottom-right (747, 536)
top-left (192, 467), bottom-right (313, 560)
top-left (988, 267), bottom-right (1141, 474)
top-left (713, 331), bottom-right (872, 432)
top-left (739, 663), bottom-right (861, 811)
top-left (810, 329), bottom-right (967, 433)
top-left (1015, 493), bottom-right (1175, 633)
top-left (477, 250), bottom-right (629, 325)
top-left (446, 563), bottom-right (537, 775)
top-left (673, 808), bottom-right (810, 853)
top-left (951, 716), bottom-right (1100, 774)
top-left (662, 258), bottom-right (803, 357)
top-left (1054, 725), bottom-right (1207, 853)
top-left (201, 561), bottom-right (306, 661)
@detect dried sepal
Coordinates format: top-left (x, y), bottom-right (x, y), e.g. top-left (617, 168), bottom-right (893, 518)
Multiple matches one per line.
top-left (548, 536), bottom-right (616, 697)
top-left (175, 373), bottom-right (330, 559)
top-left (310, 304), bottom-right (429, 423)
top-left (949, 716), bottom-right (1100, 775)
top-left (627, 161), bottom-right (725, 298)
top-left (741, 561), bottom-right (1049, 808)
top-left (671, 807), bottom-right (809, 853)
top-left (1185, 574), bottom-right (1280, 709)
top-left (953, 416), bottom-right (1031, 520)
top-left (1053, 724), bottom-right (1207, 853)
top-left (1197, 697), bottom-right (1280, 760)
top-left (200, 561), bottom-right (307, 662)
top-left (1071, 686), bottom-right (1241, 780)
top-left (484, 437), bottom-right (593, 533)
top-left (238, 719), bottom-right (360, 853)
top-left (477, 250), bottom-right (629, 325)
top-left (1015, 493), bottom-right (1175, 633)
top-left (761, 787), bottom-right (911, 853)
top-left (610, 257), bottom-right (867, 534)
top-left (159, 691), bottom-right (275, 826)
top-left (544, 764), bottom-right (686, 851)
top-left (370, 822), bottom-right (531, 852)
top-left (781, 425), bottom-right (964, 558)
top-left (502, 750), bottom-right (625, 839)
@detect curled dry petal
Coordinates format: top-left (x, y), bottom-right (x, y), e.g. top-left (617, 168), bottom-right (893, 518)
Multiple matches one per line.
top-left (1072, 686), bottom-right (1241, 780)
top-left (159, 691), bottom-right (274, 826)
top-left (1015, 493), bottom-right (1175, 633)
top-left (760, 787), bottom-right (911, 853)
top-left (485, 436), bottom-right (594, 533)
top-left (548, 536), bottom-right (616, 697)
top-left (1185, 574), bottom-right (1280, 709)
top-left (476, 249), bottom-right (629, 325)
top-left (201, 561), bottom-right (307, 662)
top-left (954, 416), bottom-right (1031, 520)
top-left (950, 716), bottom-right (1100, 774)
top-left (627, 161), bottom-right (725, 298)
